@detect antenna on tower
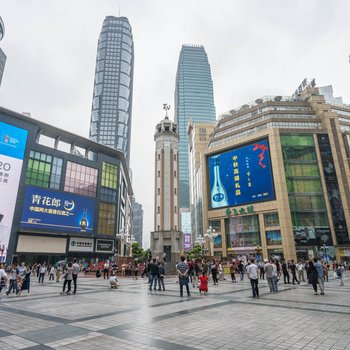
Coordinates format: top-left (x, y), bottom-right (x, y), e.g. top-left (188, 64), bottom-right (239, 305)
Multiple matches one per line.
top-left (163, 103), bottom-right (171, 118)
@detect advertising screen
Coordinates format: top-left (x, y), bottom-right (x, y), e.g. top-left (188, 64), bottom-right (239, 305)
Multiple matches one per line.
top-left (208, 139), bottom-right (275, 209)
top-left (21, 186), bottom-right (95, 233)
top-left (0, 122), bottom-right (28, 263)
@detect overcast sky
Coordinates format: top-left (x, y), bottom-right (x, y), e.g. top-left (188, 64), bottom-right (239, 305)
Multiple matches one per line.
top-left (1, 0), bottom-right (350, 248)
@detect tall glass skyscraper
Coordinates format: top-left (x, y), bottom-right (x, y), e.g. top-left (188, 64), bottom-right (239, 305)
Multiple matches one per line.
top-left (89, 16), bottom-right (134, 166)
top-left (175, 44), bottom-right (216, 209)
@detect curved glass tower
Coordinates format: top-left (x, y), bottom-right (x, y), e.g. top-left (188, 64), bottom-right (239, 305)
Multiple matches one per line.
top-left (175, 44), bottom-right (216, 209)
top-left (89, 16), bottom-right (134, 166)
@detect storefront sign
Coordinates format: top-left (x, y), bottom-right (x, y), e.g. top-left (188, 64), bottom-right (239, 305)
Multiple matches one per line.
top-left (96, 239), bottom-right (114, 252)
top-left (226, 205), bottom-right (254, 217)
top-left (183, 233), bottom-right (192, 251)
top-left (21, 186), bottom-right (95, 233)
top-left (69, 237), bottom-right (94, 252)
top-left (0, 122), bottom-right (28, 263)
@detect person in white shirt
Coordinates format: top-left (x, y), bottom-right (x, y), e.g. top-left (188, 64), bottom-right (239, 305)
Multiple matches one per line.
top-left (38, 265), bottom-right (46, 283)
top-left (49, 266), bottom-right (55, 281)
top-left (72, 259), bottom-right (80, 294)
top-left (0, 264), bottom-right (8, 294)
top-left (246, 259), bottom-right (259, 298)
top-left (109, 274), bottom-right (118, 289)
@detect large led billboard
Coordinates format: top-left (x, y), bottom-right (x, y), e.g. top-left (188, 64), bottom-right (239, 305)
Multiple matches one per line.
top-left (208, 138), bottom-right (275, 209)
top-left (21, 186), bottom-right (95, 233)
top-left (0, 122), bottom-right (28, 262)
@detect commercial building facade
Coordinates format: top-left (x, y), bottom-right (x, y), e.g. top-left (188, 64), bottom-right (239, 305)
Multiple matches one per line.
top-left (174, 44), bottom-right (216, 212)
top-left (89, 16), bottom-right (134, 167)
top-left (0, 106), bottom-right (133, 266)
top-left (201, 85), bottom-right (350, 263)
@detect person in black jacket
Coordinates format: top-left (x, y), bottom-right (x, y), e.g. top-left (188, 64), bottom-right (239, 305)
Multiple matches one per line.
top-left (307, 261), bottom-right (319, 295)
top-left (282, 260), bottom-right (290, 284)
top-left (148, 259), bottom-right (159, 291)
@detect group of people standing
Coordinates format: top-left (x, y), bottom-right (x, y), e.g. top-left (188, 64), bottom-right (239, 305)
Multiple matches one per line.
top-left (0, 262), bottom-right (32, 296)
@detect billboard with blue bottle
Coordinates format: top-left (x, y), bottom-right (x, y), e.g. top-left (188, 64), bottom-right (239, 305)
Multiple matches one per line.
top-left (21, 186), bottom-right (95, 233)
top-left (208, 138), bottom-right (275, 209)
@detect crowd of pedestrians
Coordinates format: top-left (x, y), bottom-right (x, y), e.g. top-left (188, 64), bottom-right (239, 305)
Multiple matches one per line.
top-left (0, 257), bottom-right (347, 299)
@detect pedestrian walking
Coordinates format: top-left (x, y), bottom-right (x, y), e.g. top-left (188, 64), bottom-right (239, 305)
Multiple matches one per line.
top-left (238, 260), bottom-right (245, 281)
top-left (211, 260), bottom-right (219, 285)
top-left (290, 260), bottom-right (300, 285)
top-left (282, 259), bottom-right (290, 284)
top-left (246, 259), bottom-right (259, 298)
top-left (157, 262), bottom-right (165, 291)
top-left (103, 261), bottom-right (110, 279)
top-left (49, 265), bottom-right (55, 281)
top-left (18, 266), bottom-right (31, 296)
top-left (313, 258), bottom-right (324, 294)
top-left (230, 263), bottom-right (236, 283)
top-left (307, 261), bottom-right (319, 295)
top-left (72, 259), bottom-right (80, 294)
top-left (296, 261), bottom-right (305, 282)
top-left (38, 264), bottom-right (46, 283)
top-left (5, 264), bottom-right (17, 295)
top-left (199, 271), bottom-right (208, 294)
top-left (61, 262), bottom-right (73, 295)
top-left (336, 264), bottom-right (345, 286)
top-left (149, 258), bottom-right (159, 290)
top-left (323, 264), bottom-right (329, 282)
top-left (176, 256), bottom-right (190, 297)
top-left (258, 260), bottom-right (265, 279)
top-left (0, 263), bottom-right (8, 294)
top-left (272, 260), bottom-right (279, 293)
top-left (264, 259), bottom-right (275, 293)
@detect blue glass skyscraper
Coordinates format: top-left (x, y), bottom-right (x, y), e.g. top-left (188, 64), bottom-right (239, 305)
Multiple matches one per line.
top-left (89, 16), bottom-right (134, 167)
top-left (175, 44), bottom-right (216, 209)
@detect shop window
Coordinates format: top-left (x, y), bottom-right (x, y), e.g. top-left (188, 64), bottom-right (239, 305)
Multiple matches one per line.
top-left (227, 215), bottom-right (261, 248)
top-left (98, 202), bottom-right (116, 235)
top-left (64, 161), bottom-right (98, 197)
top-left (25, 151), bottom-right (62, 189)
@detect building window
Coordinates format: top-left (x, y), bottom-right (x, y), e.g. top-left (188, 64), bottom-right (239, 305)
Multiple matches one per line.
top-left (98, 202), bottom-right (116, 235)
top-left (101, 162), bottom-right (118, 189)
top-left (157, 206), bottom-right (160, 213)
top-left (158, 171), bottom-right (160, 177)
top-left (175, 225), bottom-right (177, 231)
top-left (266, 230), bottom-right (282, 246)
top-left (64, 161), bottom-right (98, 197)
top-left (174, 188), bottom-right (177, 195)
top-left (174, 154), bottom-right (177, 161)
top-left (158, 154), bottom-right (160, 160)
top-left (100, 187), bottom-right (117, 203)
top-left (157, 225), bottom-right (160, 231)
top-left (174, 170), bottom-right (177, 177)
top-left (157, 188), bottom-right (160, 195)
top-left (25, 151), bottom-right (62, 189)
top-left (264, 212), bottom-right (279, 227)
top-left (175, 206), bottom-right (177, 213)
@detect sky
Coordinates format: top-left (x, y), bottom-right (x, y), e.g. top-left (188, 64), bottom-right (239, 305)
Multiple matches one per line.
top-left (1, 0), bottom-right (350, 248)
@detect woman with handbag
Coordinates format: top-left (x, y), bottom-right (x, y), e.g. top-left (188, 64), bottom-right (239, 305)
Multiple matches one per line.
top-left (18, 266), bottom-right (31, 296)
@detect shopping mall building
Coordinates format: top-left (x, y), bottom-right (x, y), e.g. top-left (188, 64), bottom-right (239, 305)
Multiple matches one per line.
top-left (0, 106), bottom-right (133, 266)
top-left (191, 84), bottom-right (350, 263)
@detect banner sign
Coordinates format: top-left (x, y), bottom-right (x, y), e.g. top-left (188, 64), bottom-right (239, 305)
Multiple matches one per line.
top-left (0, 122), bottom-right (28, 263)
top-left (69, 237), bottom-right (94, 252)
top-left (21, 186), bottom-right (95, 233)
top-left (96, 239), bottom-right (114, 252)
top-left (183, 233), bottom-right (192, 251)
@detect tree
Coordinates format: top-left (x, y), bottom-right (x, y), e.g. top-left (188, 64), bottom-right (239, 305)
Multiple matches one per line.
top-left (186, 244), bottom-right (203, 261)
top-left (131, 242), bottom-right (144, 261)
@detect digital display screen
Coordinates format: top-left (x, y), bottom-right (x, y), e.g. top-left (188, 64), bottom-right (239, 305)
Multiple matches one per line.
top-left (21, 186), bottom-right (95, 233)
top-left (208, 139), bottom-right (275, 209)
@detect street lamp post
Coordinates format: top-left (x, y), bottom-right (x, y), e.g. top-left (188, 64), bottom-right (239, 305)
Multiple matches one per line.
top-left (205, 226), bottom-right (218, 257)
top-left (195, 235), bottom-right (206, 257)
top-left (117, 227), bottom-right (129, 257)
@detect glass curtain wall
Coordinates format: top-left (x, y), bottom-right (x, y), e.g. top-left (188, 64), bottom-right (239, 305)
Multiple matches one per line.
top-left (281, 134), bottom-right (333, 260)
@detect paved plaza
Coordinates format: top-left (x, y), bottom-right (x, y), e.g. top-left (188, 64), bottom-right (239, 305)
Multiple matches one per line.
top-left (0, 272), bottom-right (349, 350)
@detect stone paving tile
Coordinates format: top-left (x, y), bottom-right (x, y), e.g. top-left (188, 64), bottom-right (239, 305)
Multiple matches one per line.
top-left (0, 335), bottom-right (38, 349)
